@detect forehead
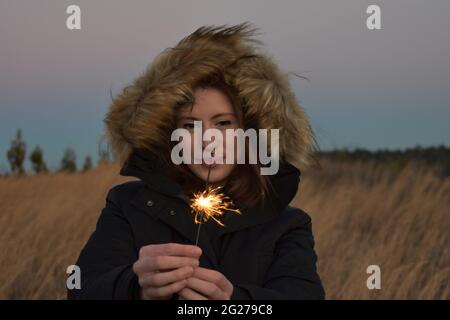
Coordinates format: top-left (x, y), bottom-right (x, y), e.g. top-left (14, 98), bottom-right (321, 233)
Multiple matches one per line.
top-left (177, 87), bottom-right (235, 117)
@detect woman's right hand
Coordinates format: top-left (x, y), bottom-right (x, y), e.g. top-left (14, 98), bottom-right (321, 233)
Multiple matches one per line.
top-left (132, 243), bottom-right (202, 300)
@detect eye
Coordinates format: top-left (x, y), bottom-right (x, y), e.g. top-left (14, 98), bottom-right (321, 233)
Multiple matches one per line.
top-left (182, 122), bottom-right (195, 129)
top-left (216, 120), bottom-right (232, 127)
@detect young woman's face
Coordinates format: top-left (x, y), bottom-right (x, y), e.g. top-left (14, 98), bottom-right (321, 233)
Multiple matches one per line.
top-left (175, 87), bottom-right (240, 184)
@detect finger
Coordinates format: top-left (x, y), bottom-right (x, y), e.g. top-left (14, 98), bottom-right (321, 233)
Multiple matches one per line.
top-left (143, 279), bottom-right (187, 299)
top-left (192, 267), bottom-right (232, 293)
top-left (178, 287), bottom-right (208, 300)
top-left (140, 243), bottom-right (202, 258)
top-left (134, 256), bottom-right (199, 274)
top-left (140, 266), bottom-right (193, 287)
top-left (186, 276), bottom-right (226, 300)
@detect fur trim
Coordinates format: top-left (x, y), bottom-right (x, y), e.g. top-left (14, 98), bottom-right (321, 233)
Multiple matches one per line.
top-left (104, 21), bottom-right (319, 170)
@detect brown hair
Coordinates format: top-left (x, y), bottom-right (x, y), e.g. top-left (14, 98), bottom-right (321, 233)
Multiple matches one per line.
top-left (164, 74), bottom-right (273, 208)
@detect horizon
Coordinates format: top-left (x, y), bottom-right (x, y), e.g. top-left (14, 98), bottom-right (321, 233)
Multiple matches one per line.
top-left (1, 139), bottom-right (448, 175)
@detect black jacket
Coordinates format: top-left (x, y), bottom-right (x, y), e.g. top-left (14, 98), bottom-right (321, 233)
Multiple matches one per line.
top-left (67, 149), bottom-right (325, 300)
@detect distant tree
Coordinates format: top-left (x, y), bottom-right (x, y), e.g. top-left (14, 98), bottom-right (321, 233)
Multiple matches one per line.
top-left (6, 129), bottom-right (27, 176)
top-left (60, 148), bottom-right (77, 173)
top-left (82, 155), bottom-right (93, 172)
top-left (29, 145), bottom-right (48, 174)
top-left (98, 145), bottom-right (112, 165)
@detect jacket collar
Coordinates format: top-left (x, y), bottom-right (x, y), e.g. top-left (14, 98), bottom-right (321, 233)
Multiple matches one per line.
top-left (120, 148), bottom-right (301, 265)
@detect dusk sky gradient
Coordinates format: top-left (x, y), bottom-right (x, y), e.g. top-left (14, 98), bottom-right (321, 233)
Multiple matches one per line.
top-left (1, 0), bottom-right (449, 172)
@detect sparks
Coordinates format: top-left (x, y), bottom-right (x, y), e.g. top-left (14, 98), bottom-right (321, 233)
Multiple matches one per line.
top-left (190, 185), bottom-right (241, 227)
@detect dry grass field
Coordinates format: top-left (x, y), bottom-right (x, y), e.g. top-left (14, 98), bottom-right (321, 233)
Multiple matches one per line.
top-left (0, 160), bottom-right (448, 299)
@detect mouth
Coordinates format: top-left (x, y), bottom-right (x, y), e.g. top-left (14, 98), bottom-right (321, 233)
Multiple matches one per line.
top-left (201, 162), bottom-right (218, 169)
top-left (194, 156), bottom-right (223, 166)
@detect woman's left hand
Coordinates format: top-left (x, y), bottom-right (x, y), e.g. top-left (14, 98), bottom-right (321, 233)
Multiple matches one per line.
top-left (178, 267), bottom-right (234, 300)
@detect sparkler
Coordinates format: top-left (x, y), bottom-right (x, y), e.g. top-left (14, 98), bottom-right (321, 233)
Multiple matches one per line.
top-left (190, 165), bottom-right (241, 246)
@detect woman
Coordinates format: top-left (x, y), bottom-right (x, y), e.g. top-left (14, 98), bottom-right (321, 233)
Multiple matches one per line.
top-left (68, 22), bottom-right (325, 300)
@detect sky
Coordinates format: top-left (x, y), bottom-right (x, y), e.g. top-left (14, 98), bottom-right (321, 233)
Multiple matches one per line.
top-left (1, 0), bottom-right (449, 172)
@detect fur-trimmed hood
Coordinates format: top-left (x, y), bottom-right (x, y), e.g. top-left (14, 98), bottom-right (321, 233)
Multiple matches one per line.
top-left (104, 21), bottom-right (318, 170)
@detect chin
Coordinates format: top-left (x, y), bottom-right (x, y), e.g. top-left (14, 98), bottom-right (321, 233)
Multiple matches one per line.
top-left (190, 164), bottom-right (234, 184)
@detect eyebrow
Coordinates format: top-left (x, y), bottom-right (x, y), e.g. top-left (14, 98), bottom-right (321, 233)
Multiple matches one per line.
top-left (177, 113), bottom-right (236, 121)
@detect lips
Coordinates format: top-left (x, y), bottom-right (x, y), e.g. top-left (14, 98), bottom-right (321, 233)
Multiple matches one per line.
top-left (201, 163), bottom-right (217, 169)
top-left (194, 156), bottom-right (222, 165)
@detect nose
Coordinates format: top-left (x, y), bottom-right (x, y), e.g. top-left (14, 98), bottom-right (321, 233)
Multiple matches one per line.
top-left (202, 120), bottom-right (213, 131)
top-left (201, 121), bottom-right (214, 149)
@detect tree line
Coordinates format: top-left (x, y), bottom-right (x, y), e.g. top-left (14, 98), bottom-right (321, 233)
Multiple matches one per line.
top-left (318, 145), bottom-right (450, 177)
top-left (4, 128), bottom-right (450, 177)
top-left (4, 129), bottom-right (112, 176)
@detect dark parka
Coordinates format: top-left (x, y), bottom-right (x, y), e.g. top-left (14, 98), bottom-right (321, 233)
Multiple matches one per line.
top-left (68, 149), bottom-right (325, 300)
top-left (68, 22), bottom-right (325, 300)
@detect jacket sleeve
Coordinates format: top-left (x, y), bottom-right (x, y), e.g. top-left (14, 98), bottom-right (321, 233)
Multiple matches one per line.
top-left (231, 210), bottom-right (325, 300)
top-left (67, 185), bottom-right (140, 300)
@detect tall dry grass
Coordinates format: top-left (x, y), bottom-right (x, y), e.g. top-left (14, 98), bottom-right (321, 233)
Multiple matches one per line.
top-left (0, 160), bottom-right (448, 299)
top-left (294, 159), bottom-right (450, 299)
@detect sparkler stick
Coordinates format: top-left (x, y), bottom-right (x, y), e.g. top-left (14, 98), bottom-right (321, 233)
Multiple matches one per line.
top-left (194, 165), bottom-right (211, 246)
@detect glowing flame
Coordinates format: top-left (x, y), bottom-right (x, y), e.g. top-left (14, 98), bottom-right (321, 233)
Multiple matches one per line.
top-left (190, 185), bottom-right (241, 227)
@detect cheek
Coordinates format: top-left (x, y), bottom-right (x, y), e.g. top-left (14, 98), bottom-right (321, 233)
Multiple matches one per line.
top-left (223, 136), bottom-right (238, 161)
top-left (182, 136), bottom-right (196, 162)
